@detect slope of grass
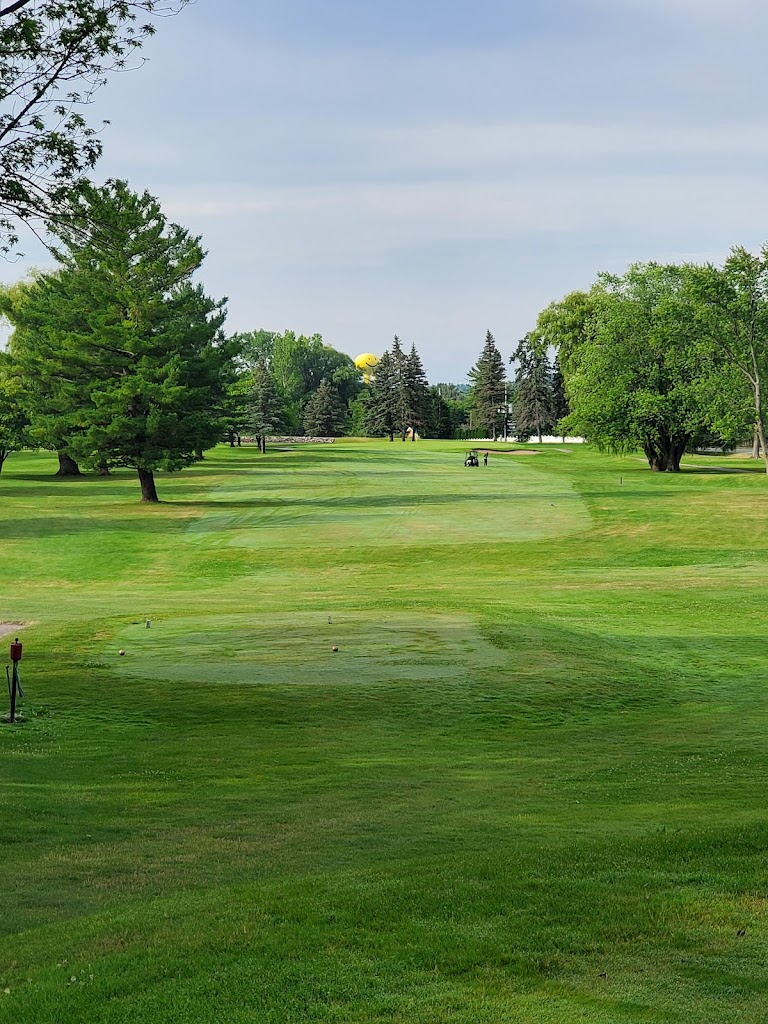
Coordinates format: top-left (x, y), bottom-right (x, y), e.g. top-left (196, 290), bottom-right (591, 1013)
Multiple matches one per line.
top-left (1, 442), bottom-right (768, 1022)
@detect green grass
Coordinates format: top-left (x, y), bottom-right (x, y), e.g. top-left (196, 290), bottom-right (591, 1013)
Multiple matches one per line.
top-left (2, 441), bottom-right (768, 1022)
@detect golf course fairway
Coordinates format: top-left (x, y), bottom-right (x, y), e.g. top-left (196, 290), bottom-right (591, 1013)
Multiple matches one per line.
top-left (1, 441), bottom-right (767, 1023)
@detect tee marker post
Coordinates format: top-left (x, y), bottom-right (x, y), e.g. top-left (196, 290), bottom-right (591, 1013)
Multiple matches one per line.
top-left (7, 639), bottom-right (22, 724)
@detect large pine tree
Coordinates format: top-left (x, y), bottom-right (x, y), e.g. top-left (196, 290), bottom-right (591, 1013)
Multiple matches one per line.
top-left (363, 349), bottom-right (398, 440)
top-left (468, 330), bottom-right (506, 438)
top-left (402, 343), bottom-right (430, 440)
top-left (7, 180), bottom-right (231, 501)
top-left (390, 335), bottom-right (410, 440)
top-left (0, 352), bottom-right (28, 475)
top-left (303, 379), bottom-right (347, 437)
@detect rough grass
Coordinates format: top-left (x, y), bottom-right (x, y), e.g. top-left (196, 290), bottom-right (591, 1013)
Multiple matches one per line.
top-left (1, 442), bottom-right (768, 1022)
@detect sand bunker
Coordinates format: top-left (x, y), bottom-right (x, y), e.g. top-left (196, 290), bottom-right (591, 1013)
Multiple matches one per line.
top-left (0, 623), bottom-right (23, 639)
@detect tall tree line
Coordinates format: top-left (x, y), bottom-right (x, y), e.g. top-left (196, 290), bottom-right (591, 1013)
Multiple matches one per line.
top-left (223, 331), bottom-right (361, 445)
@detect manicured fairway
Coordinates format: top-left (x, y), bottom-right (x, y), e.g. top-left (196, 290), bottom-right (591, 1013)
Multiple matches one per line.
top-left (2, 441), bottom-right (768, 1023)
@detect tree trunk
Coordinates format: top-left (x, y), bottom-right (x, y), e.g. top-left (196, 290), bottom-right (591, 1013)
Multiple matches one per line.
top-left (195, 446), bottom-right (204, 460)
top-left (56, 451), bottom-right (81, 476)
top-left (757, 420), bottom-right (768, 476)
top-left (237, 434), bottom-right (241, 447)
top-left (97, 462), bottom-right (111, 477)
top-left (643, 433), bottom-right (688, 472)
top-left (751, 382), bottom-right (768, 475)
top-left (752, 425), bottom-right (761, 459)
top-left (0, 449), bottom-right (7, 475)
top-left (137, 467), bottom-right (159, 503)
top-left (643, 441), bottom-right (666, 471)
top-left (665, 436), bottom-right (688, 473)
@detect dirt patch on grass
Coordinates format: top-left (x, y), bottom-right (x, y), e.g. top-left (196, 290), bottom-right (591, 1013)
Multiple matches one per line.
top-left (0, 623), bottom-right (23, 639)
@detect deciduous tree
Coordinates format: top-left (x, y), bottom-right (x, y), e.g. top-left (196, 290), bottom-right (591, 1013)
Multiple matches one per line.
top-left (550, 354), bottom-right (569, 441)
top-left (554, 266), bottom-right (748, 471)
top-left (688, 246), bottom-right (768, 474)
top-left (0, 0), bottom-right (188, 253)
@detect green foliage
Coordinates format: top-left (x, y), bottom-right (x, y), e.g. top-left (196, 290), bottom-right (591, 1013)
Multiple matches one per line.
top-left (268, 331), bottom-right (360, 431)
top-left (550, 354), bottom-right (569, 436)
top-left (363, 349), bottom-right (398, 440)
top-left (0, 350), bottom-right (28, 472)
top-left (302, 378), bottom-right (348, 436)
top-left (553, 265), bottom-right (751, 471)
top-left (362, 338), bottom-right (430, 440)
top-left (426, 384), bottom-right (467, 438)
top-left (402, 343), bottom-right (430, 438)
top-left (687, 246), bottom-right (768, 471)
top-left (347, 393), bottom-right (369, 436)
top-left (0, 0), bottom-right (188, 253)
top-left (468, 330), bottom-right (506, 437)
top-left (510, 334), bottom-right (555, 442)
top-left (5, 180), bottom-right (231, 499)
top-left (243, 362), bottom-right (284, 451)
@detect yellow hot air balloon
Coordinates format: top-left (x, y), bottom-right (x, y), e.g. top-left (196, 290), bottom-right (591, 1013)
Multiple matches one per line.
top-left (354, 352), bottom-right (380, 383)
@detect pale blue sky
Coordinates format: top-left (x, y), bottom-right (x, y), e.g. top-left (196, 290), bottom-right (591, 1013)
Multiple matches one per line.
top-left (4, 0), bottom-right (768, 380)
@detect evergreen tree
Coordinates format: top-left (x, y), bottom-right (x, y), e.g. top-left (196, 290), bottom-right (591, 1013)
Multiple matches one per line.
top-left (363, 349), bottom-right (398, 440)
top-left (0, 278), bottom-right (83, 475)
top-left (468, 330), bottom-right (506, 438)
top-left (425, 386), bottom-right (453, 439)
top-left (347, 393), bottom-right (369, 436)
top-left (390, 335), bottom-right (410, 440)
top-left (245, 362), bottom-right (283, 452)
top-left (426, 385), bottom-right (470, 439)
top-left (511, 334), bottom-right (555, 443)
top-left (402, 343), bottom-right (430, 440)
top-left (6, 180), bottom-right (231, 501)
top-left (0, 353), bottom-right (28, 474)
top-left (303, 379), bottom-right (348, 436)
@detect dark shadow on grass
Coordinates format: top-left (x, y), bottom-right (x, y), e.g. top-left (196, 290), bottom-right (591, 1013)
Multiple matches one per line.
top-left (0, 515), bottom-right (191, 540)
top-left (681, 466), bottom-right (763, 475)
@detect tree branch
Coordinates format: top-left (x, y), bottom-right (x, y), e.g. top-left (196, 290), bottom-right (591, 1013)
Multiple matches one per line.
top-left (0, 0), bottom-right (33, 17)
